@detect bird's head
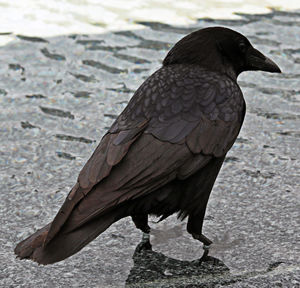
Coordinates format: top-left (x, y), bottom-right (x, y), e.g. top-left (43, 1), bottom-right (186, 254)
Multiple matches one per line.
top-left (163, 27), bottom-right (281, 79)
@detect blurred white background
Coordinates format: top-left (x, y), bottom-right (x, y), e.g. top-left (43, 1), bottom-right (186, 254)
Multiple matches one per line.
top-left (0, 0), bottom-right (299, 40)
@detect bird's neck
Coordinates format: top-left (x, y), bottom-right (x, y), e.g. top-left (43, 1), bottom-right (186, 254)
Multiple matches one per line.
top-left (218, 63), bottom-right (238, 81)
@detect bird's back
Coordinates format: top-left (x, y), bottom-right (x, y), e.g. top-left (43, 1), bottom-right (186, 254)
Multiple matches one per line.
top-left (15, 64), bottom-right (246, 264)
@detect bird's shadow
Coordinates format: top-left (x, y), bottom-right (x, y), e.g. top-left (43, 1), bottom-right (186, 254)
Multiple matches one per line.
top-left (125, 241), bottom-right (235, 287)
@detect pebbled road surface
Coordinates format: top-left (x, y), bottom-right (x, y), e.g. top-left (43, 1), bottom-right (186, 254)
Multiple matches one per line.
top-left (0, 9), bottom-right (299, 288)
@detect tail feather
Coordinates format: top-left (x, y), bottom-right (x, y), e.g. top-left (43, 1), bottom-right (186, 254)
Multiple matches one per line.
top-left (14, 210), bottom-right (121, 265)
top-left (14, 223), bottom-right (51, 260)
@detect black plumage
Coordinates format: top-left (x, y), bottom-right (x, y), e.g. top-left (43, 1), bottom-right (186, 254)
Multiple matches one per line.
top-left (15, 27), bottom-right (281, 264)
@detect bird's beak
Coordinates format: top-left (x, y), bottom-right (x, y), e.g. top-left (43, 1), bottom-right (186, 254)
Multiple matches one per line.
top-left (246, 47), bottom-right (281, 73)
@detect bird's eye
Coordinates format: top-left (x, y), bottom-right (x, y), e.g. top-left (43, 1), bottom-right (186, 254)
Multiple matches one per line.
top-left (239, 42), bottom-right (247, 53)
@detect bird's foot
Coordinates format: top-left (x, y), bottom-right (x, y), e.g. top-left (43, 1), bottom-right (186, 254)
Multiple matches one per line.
top-left (192, 233), bottom-right (212, 264)
top-left (199, 243), bottom-right (210, 262)
top-left (136, 233), bottom-right (152, 253)
top-left (191, 243), bottom-right (212, 266)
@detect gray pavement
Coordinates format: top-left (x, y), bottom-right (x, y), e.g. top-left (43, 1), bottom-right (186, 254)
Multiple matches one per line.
top-left (0, 9), bottom-right (299, 288)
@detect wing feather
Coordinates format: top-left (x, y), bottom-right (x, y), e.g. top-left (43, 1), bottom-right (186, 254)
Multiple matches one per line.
top-left (45, 64), bottom-right (245, 245)
top-left (45, 122), bottom-right (148, 244)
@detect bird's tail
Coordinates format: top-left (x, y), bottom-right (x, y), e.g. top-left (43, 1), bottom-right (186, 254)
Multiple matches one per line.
top-left (14, 209), bottom-right (121, 265)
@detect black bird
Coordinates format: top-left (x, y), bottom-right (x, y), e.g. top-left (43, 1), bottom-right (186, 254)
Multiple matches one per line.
top-left (15, 27), bottom-right (281, 265)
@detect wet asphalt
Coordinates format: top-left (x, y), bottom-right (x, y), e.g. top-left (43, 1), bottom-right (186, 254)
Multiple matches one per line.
top-left (0, 9), bottom-right (299, 288)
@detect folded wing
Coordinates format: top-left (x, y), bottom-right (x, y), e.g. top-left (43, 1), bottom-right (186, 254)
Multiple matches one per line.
top-left (44, 64), bottom-right (245, 247)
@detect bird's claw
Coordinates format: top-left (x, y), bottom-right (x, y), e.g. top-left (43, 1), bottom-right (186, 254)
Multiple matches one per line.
top-left (191, 233), bottom-right (212, 264)
top-left (200, 243), bottom-right (210, 261)
top-left (193, 243), bottom-right (211, 265)
top-left (136, 233), bottom-right (152, 253)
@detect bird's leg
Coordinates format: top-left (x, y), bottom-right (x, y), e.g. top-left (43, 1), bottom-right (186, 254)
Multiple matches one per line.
top-left (192, 233), bottom-right (213, 261)
top-left (132, 214), bottom-right (152, 252)
top-left (187, 212), bottom-right (212, 263)
top-left (132, 214), bottom-right (151, 233)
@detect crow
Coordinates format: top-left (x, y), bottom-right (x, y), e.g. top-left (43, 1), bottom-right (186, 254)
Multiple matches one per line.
top-left (15, 27), bottom-right (281, 265)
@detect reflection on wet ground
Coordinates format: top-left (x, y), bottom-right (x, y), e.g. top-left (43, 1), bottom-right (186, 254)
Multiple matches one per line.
top-left (126, 242), bottom-right (230, 288)
top-left (0, 8), bottom-right (299, 288)
top-left (126, 241), bottom-right (287, 288)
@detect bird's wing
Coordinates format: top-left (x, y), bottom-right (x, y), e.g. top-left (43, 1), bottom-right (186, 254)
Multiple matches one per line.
top-left (45, 122), bottom-right (148, 244)
top-left (45, 65), bottom-right (245, 244)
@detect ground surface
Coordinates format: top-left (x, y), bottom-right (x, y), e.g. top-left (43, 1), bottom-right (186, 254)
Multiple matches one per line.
top-left (0, 9), bottom-right (299, 288)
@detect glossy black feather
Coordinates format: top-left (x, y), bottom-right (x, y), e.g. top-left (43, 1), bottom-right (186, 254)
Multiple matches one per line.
top-left (15, 26), bottom-right (280, 264)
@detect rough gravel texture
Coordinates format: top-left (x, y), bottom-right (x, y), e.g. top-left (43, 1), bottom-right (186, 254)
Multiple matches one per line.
top-left (0, 9), bottom-right (299, 288)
